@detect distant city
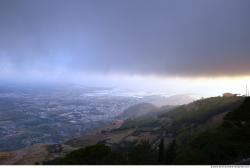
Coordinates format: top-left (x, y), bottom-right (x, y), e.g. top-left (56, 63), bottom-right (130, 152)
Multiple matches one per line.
top-left (0, 83), bottom-right (195, 151)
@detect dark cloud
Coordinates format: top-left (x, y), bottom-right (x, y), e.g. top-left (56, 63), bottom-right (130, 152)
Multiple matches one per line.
top-left (0, 0), bottom-right (250, 77)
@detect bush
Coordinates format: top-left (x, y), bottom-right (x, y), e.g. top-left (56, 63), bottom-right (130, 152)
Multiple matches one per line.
top-left (49, 143), bottom-right (127, 165)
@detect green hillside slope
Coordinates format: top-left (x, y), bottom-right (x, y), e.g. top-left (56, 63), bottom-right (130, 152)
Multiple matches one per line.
top-left (175, 97), bottom-right (250, 164)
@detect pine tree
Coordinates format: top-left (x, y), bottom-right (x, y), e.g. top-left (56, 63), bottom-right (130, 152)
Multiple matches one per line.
top-left (164, 139), bottom-right (176, 164)
top-left (158, 138), bottom-right (164, 164)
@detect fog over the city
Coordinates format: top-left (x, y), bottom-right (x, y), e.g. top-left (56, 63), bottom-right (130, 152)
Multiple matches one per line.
top-left (0, 0), bottom-right (250, 96)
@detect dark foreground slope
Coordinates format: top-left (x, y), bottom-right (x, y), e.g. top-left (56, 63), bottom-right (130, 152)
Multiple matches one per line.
top-left (47, 142), bottom-right (158, 165)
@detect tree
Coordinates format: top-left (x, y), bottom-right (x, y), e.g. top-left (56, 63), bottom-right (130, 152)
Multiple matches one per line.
top-left (164, 139), bottom-right (176, 164)
top-left (158, 138), bottom-right (165, 164)
top-left (48, 143), bottom-right (127, 165)
top-left (128, 140), bottom-right (157, 165)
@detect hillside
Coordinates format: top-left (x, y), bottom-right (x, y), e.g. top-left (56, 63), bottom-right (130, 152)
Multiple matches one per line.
top-left (119, 96), bottom-right (244, 133)
top-left (46, 96), bottom-right (246, 165)
top-left (174, 97), bottom-right (250, 164)
top-left (118, 103), bottom-right (158, 119)
top-left (161, 96), bottom-right (244, 124)
top-left (0, 96), bottom-right (247, 165)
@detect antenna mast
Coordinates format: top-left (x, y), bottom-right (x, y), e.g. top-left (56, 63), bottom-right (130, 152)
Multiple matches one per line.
top-left (247, 84), bottom-right (249, 97)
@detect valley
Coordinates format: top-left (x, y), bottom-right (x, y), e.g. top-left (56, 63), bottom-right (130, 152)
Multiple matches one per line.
top-left (0, 84), bottom-right (195, 151)
top-left (0, 94), bottom-right (246, 165)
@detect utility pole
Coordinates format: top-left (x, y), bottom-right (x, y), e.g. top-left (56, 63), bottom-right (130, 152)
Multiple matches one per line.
top-left (246, 84), bottom-right (249, 97)
top-left (246, 84), bottom-right (248, 97)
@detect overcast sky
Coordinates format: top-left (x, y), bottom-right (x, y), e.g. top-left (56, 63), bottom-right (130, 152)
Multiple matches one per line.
top-left (0, 0), bottom-right (250, 95)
